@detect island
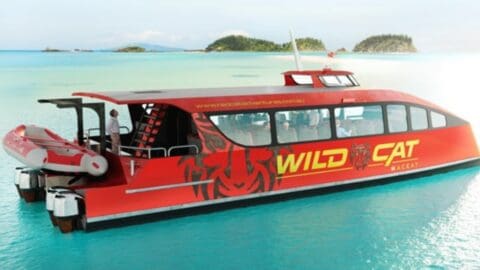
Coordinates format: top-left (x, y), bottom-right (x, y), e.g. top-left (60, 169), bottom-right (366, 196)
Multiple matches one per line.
top-left (353, 34), bottom-right (416, 53)
top-left (73, 49), bottom-right (93, 52)
top-left (205, 35), bottom-right (325, 52)
top-left (115, 46), bottom-right (146, 52)
top-left (42, 47), bottom-right (67, 52)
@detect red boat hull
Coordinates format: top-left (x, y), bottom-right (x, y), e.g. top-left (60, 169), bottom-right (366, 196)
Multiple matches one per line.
top-left (81, 123), bottom-right (479, 227)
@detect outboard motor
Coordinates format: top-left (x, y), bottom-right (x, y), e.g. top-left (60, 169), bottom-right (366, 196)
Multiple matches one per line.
top-left (14, 167), bottom-right (25, 197)
top-left (17, 169), bottom-right (45, 202)
top-left (46, 187), bottom-right (72, 226)
top-left (53, 192), bottom-right (85, 233)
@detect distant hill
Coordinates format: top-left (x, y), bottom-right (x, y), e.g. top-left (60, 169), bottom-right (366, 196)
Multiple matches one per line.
top-left (42, 47), bottom-right (67, 52)
top-left (205, 35), bottom-right (325, 52)
top-left (206, 35), bottom-right (279, 51)
top-left (111, 43), bottom-right (183, 52)
top-left (281, 38), bottom-right (326, 51)
top-left (116, 46), bottom-right (146, 52)
top-left (353, 34), bottom-right (417, 53)
top-left (134, 43), bottom-right (183, 52)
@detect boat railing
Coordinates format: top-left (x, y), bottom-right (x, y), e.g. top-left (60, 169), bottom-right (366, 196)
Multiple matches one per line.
top-left (167, 145), bottom-right (199, 156)
top-left (84, 129), bottom-right (199, 158)
top-left (84, 126), bottom-right (130, 151)
top-left (118, 144), bottom-right (199, 159)
top-left (118, 145), bottom-right (167, 159)
top-left (86, 126), bottom-right (130, 137)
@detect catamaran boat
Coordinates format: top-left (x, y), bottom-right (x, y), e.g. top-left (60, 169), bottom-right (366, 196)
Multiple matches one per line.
top-left (3, 68), bottom-right (480, 233)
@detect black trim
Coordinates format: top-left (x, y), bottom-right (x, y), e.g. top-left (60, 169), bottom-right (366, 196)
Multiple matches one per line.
top-left (427, 108), bottom-right (433, 129)
top-left (406, 104), bottom-right (413, 131)
top-left (85, 159), bottom-right (480, 232)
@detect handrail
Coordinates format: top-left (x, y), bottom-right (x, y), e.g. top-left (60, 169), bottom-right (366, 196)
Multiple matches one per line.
top-left (167, 145), bottom-right (199, 156)
top-left (87, 126), bottom-right (130, 137)
top-left (119, 145), bottom-right (167, 159)
top-left (114, 144), bottom-right (199, 159)
top-left (81, 133), bottom-right (201, 160)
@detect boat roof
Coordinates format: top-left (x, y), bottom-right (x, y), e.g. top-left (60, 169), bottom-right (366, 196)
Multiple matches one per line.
top-left (73, 85), bottom-right (443, 113)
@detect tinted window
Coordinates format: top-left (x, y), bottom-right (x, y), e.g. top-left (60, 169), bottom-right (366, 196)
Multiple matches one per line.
top-left (387, 105), bottom-right (407, 133)
top-left (320, 75), bottom-right (355, 87)
top-left (410, 106), bottom-right (428, 130)
top-left (210, 113), bottom-right (271, 146)
top-left (431, 111), bottom-right (447, 128)
top-left (334, 105), bottom-right (384, 137)
top-left (292, 74), bottom-right (313, 85)
top-left (275, 108), bottom-right (331, 143)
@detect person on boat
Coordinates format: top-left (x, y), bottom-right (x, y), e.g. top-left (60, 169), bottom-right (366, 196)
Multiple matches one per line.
top-left (336, 119), bottom-right (352, 138)
top-left (277, 120), bottom-right (298, 143)
top-left (107, 109), bottom-right (120, 154)
top-left (252, 120), bottom-right (271, 145)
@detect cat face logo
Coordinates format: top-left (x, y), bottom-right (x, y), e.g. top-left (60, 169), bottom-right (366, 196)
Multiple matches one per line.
top-left (350, 143), bottom-right (371, 170)
top-left (178, 113), bottom-right (290, 200)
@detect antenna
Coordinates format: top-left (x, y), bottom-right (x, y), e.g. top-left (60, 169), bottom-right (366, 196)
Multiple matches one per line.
top-left (289, 29), bottom-right (303, 71)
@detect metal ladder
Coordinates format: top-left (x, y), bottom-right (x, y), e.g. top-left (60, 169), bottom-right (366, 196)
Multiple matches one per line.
top-left (130, 104), bottom-right (168, 158)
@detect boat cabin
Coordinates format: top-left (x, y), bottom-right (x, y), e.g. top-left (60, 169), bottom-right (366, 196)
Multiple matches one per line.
top-left (66, 69), bottom-right (464, 161)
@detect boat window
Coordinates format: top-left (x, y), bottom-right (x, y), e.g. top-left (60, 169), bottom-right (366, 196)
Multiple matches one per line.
top-left (431, 111), bottom-right (447, 128)
top-left (348, 75), bottom-right (360, 86)
top-left (210, 113), bottom-right (271, 146)
top-left (275, 108), bottom-right (331, 143)
top-left (410, 106), bottom-right (428, 130)
top-left (337, 75), bottom-right (354, 86)
top-left (319, 75), bottom-right (355, 87)
top-left (387, 105), bottom-right (408, 133)
top-left (334, 105), bottom-right (384, 137)
top-left (292, 74), bottom-right (313, 85)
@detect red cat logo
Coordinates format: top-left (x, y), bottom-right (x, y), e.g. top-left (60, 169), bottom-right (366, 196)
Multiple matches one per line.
top-left (178, 113), bottom-right (290, 200)
top-left (350, 144), bottom-right (371, 170)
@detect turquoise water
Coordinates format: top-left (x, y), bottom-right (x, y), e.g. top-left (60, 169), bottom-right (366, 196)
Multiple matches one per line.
top-left (0, 51), bottom-right (479, 269)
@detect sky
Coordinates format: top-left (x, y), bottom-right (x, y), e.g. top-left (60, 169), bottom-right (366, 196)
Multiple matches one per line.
top-left (0, 0), bottom-right (479, 52)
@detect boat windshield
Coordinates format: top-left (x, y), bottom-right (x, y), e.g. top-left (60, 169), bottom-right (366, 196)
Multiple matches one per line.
top-left (290, 74), bottom-right (360, 87)
top-left (319, 75), bottom-right (359, 87)
top-left (291, 74), bottom-right (313, 85)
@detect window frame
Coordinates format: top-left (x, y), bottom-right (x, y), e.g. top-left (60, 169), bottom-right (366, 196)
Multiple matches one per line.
top-left (409, 105), bottom-right (429, 131)
top-left (208, 110), bottom-right (274, 148)
top-left (333, 104), bottom-right (385, 139)
top-left (430, 110), bottom-right (447, 128)
top-left (274, 108), bottom-right (332, 144)
top-left (206, 102), bottom-right (460, 147)
top-left (386, 104), bottom-right (408, 133)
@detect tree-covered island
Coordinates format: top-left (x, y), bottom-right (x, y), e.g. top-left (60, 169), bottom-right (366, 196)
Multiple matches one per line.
top-left (205, 35), bottom-right (326, 52)
top-left (353, 34), bottom-right (417, 53)
top-left (115, 46), bottom-right (146, 52)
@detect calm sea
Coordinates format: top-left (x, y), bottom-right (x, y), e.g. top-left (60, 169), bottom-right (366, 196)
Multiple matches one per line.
top-left (0, 51), bottom-right (479, 269)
